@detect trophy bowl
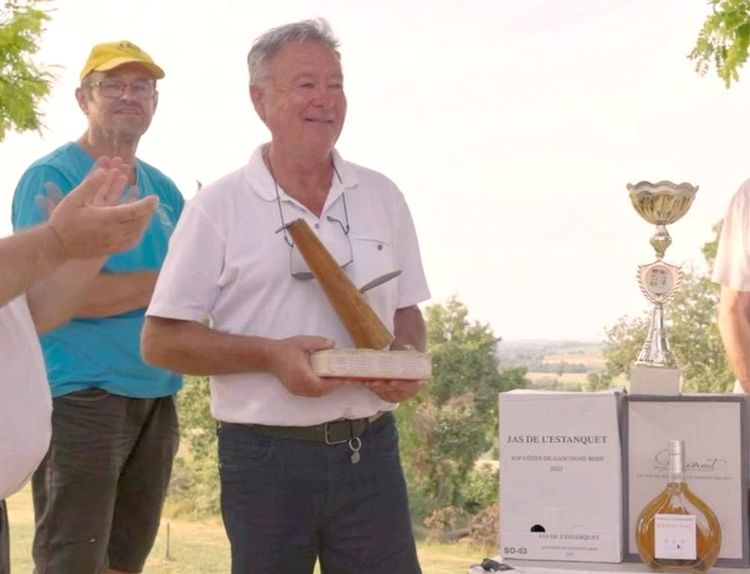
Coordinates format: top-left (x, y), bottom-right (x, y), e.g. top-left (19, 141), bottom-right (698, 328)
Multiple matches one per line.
top-left (627, 181), bottom-right (697, 225)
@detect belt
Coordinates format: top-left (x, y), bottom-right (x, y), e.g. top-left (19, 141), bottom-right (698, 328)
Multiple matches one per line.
top-left (221, 411), bottom-right (389, 445)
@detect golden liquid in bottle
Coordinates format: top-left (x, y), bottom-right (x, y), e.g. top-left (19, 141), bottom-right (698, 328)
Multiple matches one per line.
top-left (636, 441), bottom-right (721, 573)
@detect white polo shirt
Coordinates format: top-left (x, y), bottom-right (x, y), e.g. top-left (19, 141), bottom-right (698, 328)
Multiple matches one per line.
top-left (714, 179), bottom-right (750, 291)
top-left (147, 146), bottom-right (430, 425)
top-left (0, 295), bottom-right (52, 500)
top-left (713, 179), bottom-right (750, 394)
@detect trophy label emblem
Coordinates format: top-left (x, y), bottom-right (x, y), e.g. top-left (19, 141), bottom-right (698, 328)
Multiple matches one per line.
top-left (637, 261), bottom-right (682, 304)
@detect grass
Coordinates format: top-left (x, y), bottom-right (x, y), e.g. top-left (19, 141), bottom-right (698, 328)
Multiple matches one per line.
top-left (542, 352), bottom-right (606, 370)
top-left (7, 486), bottom-right (483, 573)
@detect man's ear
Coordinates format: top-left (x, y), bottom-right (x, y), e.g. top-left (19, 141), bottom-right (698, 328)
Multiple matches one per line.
top-left (75, 87), bottom-right (90, 115)
top-left (250, 84), bottom-right (266, 122)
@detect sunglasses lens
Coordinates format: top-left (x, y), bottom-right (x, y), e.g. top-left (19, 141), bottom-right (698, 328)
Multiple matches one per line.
top-left (292, 270), bottom-right (315, 280)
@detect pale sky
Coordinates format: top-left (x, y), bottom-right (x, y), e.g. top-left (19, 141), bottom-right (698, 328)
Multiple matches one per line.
top-left (1, 0), bottom-right (747, 341)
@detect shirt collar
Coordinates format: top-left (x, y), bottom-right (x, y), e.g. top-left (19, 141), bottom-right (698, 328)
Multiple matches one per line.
top-left (243, 144), bottom-right (358, 204)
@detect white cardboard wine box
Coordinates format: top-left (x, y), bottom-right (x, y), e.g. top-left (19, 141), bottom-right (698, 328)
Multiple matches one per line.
top-left (623, 394), bottom-right (750, 568)
top-left (499, 390), bottom-right (624, 562)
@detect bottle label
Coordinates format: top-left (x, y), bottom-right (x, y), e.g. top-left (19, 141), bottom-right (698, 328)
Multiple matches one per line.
top-left (654, 514), bottom-right (697, 560)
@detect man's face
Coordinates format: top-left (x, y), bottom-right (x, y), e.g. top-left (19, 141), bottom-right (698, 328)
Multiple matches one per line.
top-left (76, 62), bottom-right (158, 142)
top-left (251, 41), bottom-right (347, 157)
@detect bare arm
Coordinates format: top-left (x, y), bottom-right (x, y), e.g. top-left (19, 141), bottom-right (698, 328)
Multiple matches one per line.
top-left (0, 224), bottom-right (68, 307)
top-left (141, 316), bottom-right (342, 397)
top-left (74, 270), bottom-right (158, 317)
top-left (26, 258), bottom-right (104, 334)
top-left (142, 316), bottom-right (279, 375)
top-left (25, 261), bottom-right (156, 332)
top-left (27, 258), bottom-right (158, 333)
top-left (390, 304), bottom-right (427, 352)
top-left (718, 286), bottom-right (750, 392)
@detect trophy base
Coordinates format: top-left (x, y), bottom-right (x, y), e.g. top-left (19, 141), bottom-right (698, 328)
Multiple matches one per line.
top-left (628, 365), bottom-right (681, 396)
top-left (310, 349), bottom-right (432, 380)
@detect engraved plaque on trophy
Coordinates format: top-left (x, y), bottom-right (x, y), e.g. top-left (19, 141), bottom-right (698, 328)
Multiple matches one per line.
top-left (627, 181), bottom-right (697, 395)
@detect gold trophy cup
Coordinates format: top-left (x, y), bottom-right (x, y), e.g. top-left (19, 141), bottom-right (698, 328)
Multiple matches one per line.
top-left (627, 181), bottom-right (697, 394)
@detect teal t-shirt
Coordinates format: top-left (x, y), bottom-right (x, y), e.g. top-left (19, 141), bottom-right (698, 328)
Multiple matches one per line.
top-left (12, 142), bottom-right (184, 398)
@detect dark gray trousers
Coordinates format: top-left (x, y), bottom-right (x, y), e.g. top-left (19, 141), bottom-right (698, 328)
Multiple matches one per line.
top-left (0, 500), bottom-right (10, 574)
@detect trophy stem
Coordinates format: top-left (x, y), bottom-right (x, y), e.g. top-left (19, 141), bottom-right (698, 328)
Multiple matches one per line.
top-left (650, 225), bottom-right (672, 259)
top-left (634, 302), bottom-right (677, 368)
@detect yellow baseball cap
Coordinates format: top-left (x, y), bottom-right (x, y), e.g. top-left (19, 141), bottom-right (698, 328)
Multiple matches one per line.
top-left (80, 40), bottom-right (165, 80)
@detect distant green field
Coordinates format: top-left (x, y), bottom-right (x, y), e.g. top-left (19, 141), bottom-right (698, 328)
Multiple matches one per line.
top-left (525, 371), bottom-right (589, 385)
top-left (525, 371), bottom-right (628, 392)
top-left (542, 351), bottom-right (606, 370)
top-left (520, 341), bottom-right (626, 391)
top-left (519, 341), bottom-right (607, 376)
top-left (7, 486), bottom-right (486, 574)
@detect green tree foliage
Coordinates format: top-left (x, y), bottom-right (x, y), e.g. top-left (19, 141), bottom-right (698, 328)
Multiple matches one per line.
top-left (672, 273), bottom-right (733, 392)
top-left (586, 315), bottom-right (647, 391)
top-left (591, 228), bottom-right (734, 393)
top-left (169, 376), bottom-right (221, 517)
top-left (690, 0), bottom-right (750, 87)
top-left (0, 1), bottom-right (51, 141)
top-left (397, 296), bottom-right (526, 515)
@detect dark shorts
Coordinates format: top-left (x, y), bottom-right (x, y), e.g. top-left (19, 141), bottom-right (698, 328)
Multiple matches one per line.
top-left (32, 389), bottom-right (179, 574)
top-left (218, 412), bottom-right (421, 574)
top-left (0, 500), bottom-right (9, 574)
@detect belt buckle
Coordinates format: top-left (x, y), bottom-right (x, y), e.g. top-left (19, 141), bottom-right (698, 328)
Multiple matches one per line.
top-left (324, 419), bottom-right (352, 445)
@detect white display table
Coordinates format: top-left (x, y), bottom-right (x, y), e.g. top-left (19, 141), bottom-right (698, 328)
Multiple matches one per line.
top-left (505, 560), bottom-right (750, 574)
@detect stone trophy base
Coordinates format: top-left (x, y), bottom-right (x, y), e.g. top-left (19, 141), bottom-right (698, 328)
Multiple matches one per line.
top-left (628, 365), bottom-right (681, 396)
top-left (309, 349), bottom-right (432, 380)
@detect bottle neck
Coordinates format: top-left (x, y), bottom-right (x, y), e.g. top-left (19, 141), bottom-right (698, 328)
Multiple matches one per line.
top-left (668, 442), bottom-right (685, 484)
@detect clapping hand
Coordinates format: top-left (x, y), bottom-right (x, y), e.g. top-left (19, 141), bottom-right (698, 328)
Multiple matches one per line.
top-left (47, 157), bottom-right (158, 259)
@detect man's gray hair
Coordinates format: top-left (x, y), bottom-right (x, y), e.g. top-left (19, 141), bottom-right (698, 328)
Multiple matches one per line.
top-left (247, 18), bottom-right (340, 85)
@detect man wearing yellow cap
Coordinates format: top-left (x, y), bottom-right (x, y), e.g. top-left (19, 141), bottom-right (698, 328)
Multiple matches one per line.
top-left (11, 41), bottom-right (183, 574)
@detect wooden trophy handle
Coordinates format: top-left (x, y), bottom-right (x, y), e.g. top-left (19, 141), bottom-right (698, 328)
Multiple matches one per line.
top-left (286, 219), bottom-right (393, 350)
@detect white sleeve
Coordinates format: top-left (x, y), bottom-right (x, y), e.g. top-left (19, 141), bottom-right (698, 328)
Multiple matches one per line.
top-left (147, 200), bottom-right (226, 321)
top-left (713, 180), bottom-right (750, 291)
top-left (0, 296), bottom-right (51, 500)
top-left (395, 196), bottom-right (431, 308)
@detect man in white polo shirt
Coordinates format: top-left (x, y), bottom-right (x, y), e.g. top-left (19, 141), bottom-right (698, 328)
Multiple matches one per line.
top-left (142, 18), bottom-right (429, 574)
top-left (714, 178), bottom-right (750, 393)
top-left (0, 160), bottom-right (156, 573)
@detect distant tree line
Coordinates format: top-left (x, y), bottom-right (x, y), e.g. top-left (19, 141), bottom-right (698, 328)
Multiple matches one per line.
top-left (527, 378), bottom-right (584, 392)
top-left (525, 361), bottom-right (589, 374)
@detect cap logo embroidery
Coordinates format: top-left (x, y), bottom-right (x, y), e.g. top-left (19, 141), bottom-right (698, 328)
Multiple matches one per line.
top-left (118, 41), bottom-right (141, 54)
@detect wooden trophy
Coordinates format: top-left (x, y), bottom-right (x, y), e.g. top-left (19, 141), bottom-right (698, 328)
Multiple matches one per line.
top-left (285, 218), bottom-right (431, 380)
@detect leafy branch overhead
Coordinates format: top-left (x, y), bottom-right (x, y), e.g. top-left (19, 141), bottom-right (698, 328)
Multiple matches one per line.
top-left (0, 1), bottom-right (52, 141)
top-left (690, 0), bottom-right (750, 87)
